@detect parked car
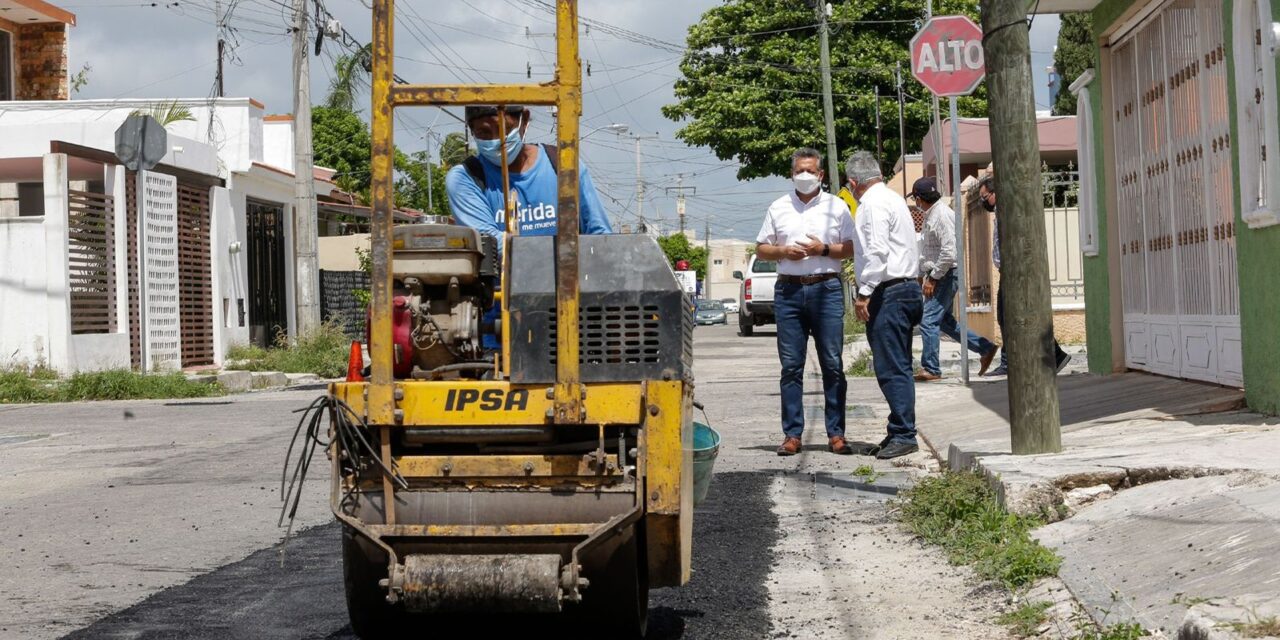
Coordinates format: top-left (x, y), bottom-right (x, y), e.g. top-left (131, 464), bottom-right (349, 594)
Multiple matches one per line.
top-left (733, 256), bottom-right (778, 336)
top-left (694, 299), bottom-right (728, 326)
top-left (720, 297), bottom-right (740, 314)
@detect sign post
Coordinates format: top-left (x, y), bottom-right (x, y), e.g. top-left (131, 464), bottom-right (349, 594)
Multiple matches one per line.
top-left (910, 15), bottom-right (985, 384)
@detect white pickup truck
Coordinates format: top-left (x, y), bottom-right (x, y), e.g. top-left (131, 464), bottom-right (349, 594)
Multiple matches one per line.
top-left (733, 255), bottom-right (778, 336)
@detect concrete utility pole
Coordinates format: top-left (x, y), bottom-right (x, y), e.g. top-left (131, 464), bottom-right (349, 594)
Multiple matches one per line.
top-left (215, 0), bottom-right (225, 97)
top-left (980, 0), bottom-right (1062, 454)
top-left (666, 175), bottom-right (696, 235)
top-left (292, 0), bottom-right (320, 335)
top-left (816, 1), bottom-right (840, 193)
top-left (626, 133), bottom-right (658, 225)
top-left (703, 220), bottom-right (710, 297)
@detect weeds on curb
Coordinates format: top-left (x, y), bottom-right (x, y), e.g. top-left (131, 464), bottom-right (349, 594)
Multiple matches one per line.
top-left (897, 471), bottom-right (1062, 590)
top-left (0, 369), bottom-right (222, 403)
top-left (1230, 615), bottom-right (1280, 638)
top-left (1076, 622), bottom-right (1150, 639)
top-left (851, 464), bottom-right (881, 484)
top-left (846, 350), bottom-right (874, 377)
top-left (226, 323), bottom-right (350, 378)
top-left (998, 601), bottom-right (1052, 637)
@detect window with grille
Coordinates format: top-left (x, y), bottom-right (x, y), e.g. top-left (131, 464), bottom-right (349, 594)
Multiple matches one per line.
top-left (1234, 0), bottom-right (1280, 228)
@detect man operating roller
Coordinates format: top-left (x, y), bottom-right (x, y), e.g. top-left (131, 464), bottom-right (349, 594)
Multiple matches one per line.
top-left (445, 105), bottom-right (613, 238)
top-left (445, 105), bottom-right (613, 351)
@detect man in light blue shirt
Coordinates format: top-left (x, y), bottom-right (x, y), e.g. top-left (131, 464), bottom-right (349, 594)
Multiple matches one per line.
top-left (445, 105), bottom-right (612, 239)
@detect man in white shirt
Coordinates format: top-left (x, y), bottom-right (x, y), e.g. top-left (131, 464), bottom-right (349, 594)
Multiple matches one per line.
top-left (756, 148), bottom-right (856, 457)
top-left (847, 151), bottom-right (924, 460)
top-left (910, 177), bottom-right (999, 381)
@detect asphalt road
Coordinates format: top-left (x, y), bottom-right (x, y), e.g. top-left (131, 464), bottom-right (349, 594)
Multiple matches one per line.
top-left (1, 323), bottom-right (1012, 640)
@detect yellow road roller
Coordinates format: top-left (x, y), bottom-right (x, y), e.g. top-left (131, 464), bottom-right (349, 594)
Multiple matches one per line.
top-left (312, 1), bottom-right (695, 637)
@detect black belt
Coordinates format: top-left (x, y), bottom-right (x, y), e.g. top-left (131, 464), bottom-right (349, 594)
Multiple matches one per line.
top-left (875, 277), bottom-right (912, 292)
top-left (777, 273), bottom-right (841, 285)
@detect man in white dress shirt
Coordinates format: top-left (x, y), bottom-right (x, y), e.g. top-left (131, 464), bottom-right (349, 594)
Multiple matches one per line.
top-left (755, 148), bottom-right (856, 457)
top-left (846, 151), bottom-right (924, 460)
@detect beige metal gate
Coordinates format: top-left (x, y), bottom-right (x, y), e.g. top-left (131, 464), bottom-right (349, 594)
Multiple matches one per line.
top-left (1110, 0), bottom-right (1242, 386)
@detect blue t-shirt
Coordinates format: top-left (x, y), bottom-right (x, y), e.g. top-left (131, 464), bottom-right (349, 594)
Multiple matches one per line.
top-left (444, 146), bottom-right (612, 238)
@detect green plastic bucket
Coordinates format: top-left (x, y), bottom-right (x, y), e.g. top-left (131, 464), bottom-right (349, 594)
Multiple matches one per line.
top-left (692, 421), bottom-right (721, 506)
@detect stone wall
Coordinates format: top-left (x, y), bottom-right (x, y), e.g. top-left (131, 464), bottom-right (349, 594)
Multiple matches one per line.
top-left (13, 23), bottom-right (68, 100)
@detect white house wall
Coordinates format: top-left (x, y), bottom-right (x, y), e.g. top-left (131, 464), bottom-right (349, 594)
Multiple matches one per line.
top-left (0, 98), bottom-right (268, 174)
top-left (0, 217), bottom-right (50, 366)
top-left (0, 122), bottom-right (219, 177)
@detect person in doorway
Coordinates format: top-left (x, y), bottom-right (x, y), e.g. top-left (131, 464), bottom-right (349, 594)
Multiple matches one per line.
top-left (755, 147), bottom-right (855, 457)
top-left (910, 177), bottom-right (999, 381)
top-left (847, 151), bottom-right (923, 460)
top-left (979, 176), bottom-right (1070, 377)
top-left (445, 105), bottom-right (612, 239)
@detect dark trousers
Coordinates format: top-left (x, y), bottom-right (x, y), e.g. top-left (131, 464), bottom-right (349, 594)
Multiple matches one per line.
top-left (996, 285), bottom-right (1066, 369)
top-left (866, 280), bottom-right (924, 445)
top-left (774, 277), bottom-right (847, 439)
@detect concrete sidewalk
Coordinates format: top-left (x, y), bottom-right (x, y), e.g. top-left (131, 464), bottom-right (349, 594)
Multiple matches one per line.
top-left (912, 371), bottom-right (1280, 639)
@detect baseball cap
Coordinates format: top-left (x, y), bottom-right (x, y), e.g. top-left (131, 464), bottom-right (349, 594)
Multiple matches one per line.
top-left (465, 105), bottom-right (526, 123)
top-left (910, 176), bottom-right (940, 200)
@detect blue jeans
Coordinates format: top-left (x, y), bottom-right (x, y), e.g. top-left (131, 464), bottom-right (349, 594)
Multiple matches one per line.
top-left (866, 280), bottom-right (924, 445)
top-left (774, 277), bottom-right (847, 439)
top-left (920, 269), bottom-right (997, 376)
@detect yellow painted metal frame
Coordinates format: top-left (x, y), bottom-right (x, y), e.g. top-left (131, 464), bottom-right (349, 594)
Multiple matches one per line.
top-left (331, 381), bottom-right (642, 427)
top-left (369, 0), bottom-right (584, 429)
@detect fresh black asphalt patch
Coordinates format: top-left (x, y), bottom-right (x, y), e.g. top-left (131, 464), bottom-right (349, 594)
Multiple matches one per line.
top-left (62, 472), bottom-right (777, 639)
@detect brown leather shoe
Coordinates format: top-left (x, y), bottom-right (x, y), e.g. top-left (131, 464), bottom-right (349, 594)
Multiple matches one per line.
top-left (828, 436), bottom-right (853, 455)
top-left (776, 436), bottom-right (802, 456)
top-left (914, 370), bottom-right (941, 382)
top-left (979, 348), bottom-right (997, 376)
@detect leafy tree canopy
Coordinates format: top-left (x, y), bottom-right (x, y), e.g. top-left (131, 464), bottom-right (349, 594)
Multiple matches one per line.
top-left (313, 105), bottom-right (377, 195)
top-left (656, 233), bottom-right (708, 281)
top-left (1052, 13), bottom-right (1094, 116)
top-left (663, 0), bottom-right (988, 180)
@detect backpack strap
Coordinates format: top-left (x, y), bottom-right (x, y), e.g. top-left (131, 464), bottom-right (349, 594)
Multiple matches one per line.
top-left (462, 144), bottom-right (559, 192)
top-left (462, 156), bottom-right (486, 191)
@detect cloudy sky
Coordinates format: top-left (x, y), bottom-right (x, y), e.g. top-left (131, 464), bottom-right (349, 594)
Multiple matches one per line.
top-left (66, 0), bottom-right (1060, 240)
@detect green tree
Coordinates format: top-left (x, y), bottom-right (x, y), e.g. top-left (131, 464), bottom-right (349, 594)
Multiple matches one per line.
top-left (1052, 13), bottom-right (1095, 116)
top-left (439, 131), bottom-right (470, 167)
top-left (396, 150), bottom-right (452, 216)
top-left (312, 105), bottom-right (376, 195)
top-left (656, 233), bottom-right (708, 281)
top-left (663, 0), bottom-right (987, 180)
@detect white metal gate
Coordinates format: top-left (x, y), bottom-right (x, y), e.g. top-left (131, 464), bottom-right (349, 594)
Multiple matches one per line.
top-left (1110, 0), bottom-right (1242, 386)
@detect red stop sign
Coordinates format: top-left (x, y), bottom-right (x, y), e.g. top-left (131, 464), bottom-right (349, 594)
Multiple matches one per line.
top-left (910, 15), bottom-right (986, 97)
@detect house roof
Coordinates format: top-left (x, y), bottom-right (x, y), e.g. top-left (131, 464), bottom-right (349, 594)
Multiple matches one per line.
top-left (0, 0), bottom-right (75, 26)
top-left (920, 115), bottom-right (1078, 175)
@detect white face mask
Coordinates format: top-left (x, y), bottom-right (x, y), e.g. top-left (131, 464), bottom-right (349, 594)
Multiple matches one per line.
top-left (792, 171), bottom-right (821, 195)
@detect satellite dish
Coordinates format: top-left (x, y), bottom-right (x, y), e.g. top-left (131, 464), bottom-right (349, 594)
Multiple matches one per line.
top-left (114, 114), bottom-right (169, 172)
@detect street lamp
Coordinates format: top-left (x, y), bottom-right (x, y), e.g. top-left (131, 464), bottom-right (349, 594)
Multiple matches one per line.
top-left (582, 123), bottom-right (629, 139)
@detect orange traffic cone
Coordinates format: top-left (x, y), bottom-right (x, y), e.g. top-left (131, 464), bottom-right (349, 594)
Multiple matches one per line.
top-left (346, 341), bottom-right (365, 382)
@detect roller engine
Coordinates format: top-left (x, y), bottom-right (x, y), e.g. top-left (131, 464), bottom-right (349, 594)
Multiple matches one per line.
top-left (376, 224), bottom-right (499, 378)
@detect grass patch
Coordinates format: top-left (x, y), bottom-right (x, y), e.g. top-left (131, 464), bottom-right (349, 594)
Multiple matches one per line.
top-left (851, 464), bottom-right (881, 484)
top-left (0, 369), bottom-right (222, 403)
top-left (226, 323), bottom-right (350, 378)
top-left (1231, 616), bottom-right (1280, 638)
top-left (998, 601), bottom-right (1052, 637)
top-left (846, 350), bottom-right (874, 377)
top-left (843, 312), bottom-right (866, 341)
top-left (1078, 622), bottom-right (1151, 640)
top-left (897, 471), bottom-right (1061, 590)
